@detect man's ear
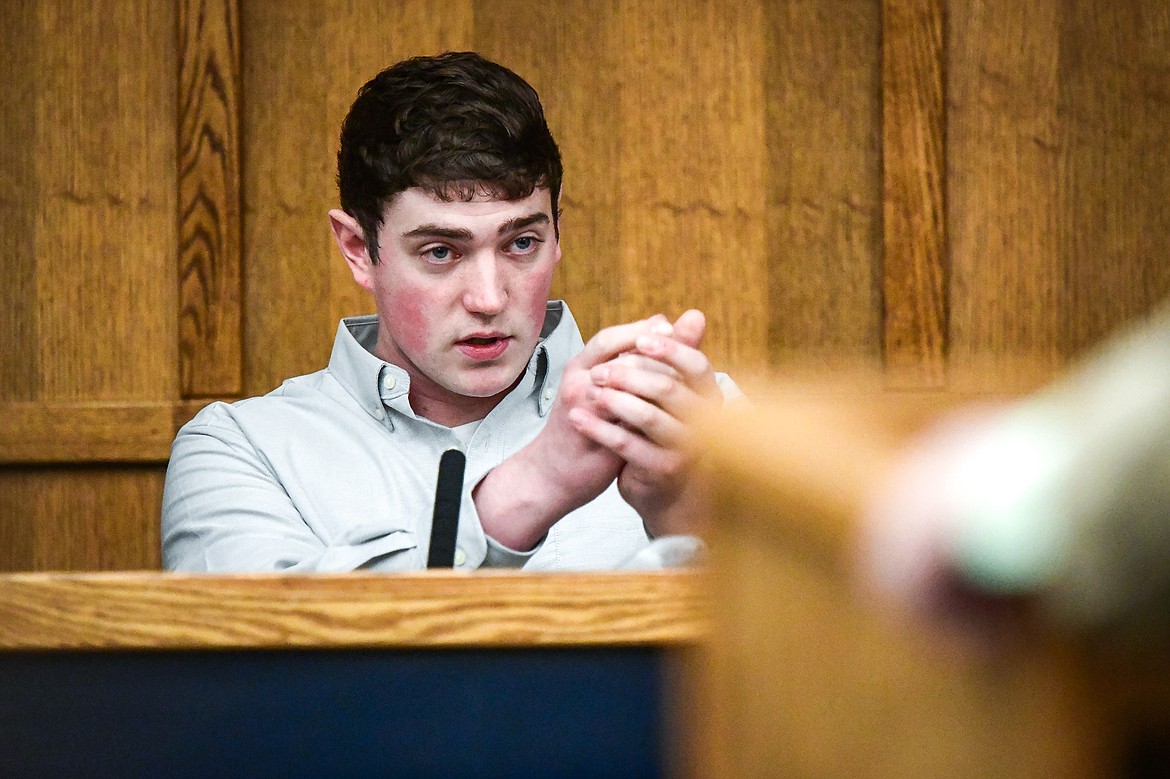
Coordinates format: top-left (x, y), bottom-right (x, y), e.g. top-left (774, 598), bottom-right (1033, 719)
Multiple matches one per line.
top-left (551, 205), bottom-right (564, 267)
top-left (328, 209), bottom-right (375, 290)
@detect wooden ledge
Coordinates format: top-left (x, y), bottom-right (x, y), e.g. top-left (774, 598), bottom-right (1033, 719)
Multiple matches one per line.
top-left (0, 570), bottom-right (708, 651)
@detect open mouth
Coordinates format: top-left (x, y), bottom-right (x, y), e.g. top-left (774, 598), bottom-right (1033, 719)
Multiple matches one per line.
top-left (457, 335), bottom-right (511, 360)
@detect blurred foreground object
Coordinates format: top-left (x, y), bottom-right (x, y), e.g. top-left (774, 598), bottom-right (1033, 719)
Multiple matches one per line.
top-left (685, 309), bottom-right (1170, 775)
top-left (865, 301), bottom-right (1170, 637)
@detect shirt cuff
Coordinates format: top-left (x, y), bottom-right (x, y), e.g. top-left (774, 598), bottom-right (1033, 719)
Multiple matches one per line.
top-left (482, 533), bottom-right (545, 568)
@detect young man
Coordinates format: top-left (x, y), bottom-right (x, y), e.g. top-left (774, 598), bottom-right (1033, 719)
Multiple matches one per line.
top-left (162, 52), bottom-right (738, 572)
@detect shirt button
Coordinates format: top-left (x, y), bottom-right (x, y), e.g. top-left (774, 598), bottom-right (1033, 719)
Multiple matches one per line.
top-left (373, 407), bottom-right (385, 420)
top-left (383, 374), bottom-right (396, 391)
top-left (542, 388), bottom-right (555, 402)
top-left (453, 548), bottom-right (467, 567)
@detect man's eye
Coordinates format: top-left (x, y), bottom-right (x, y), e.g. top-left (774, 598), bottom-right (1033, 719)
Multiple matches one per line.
top-left (424, 246), bottom-right (455, 262)
top-left (509, 236), bottom-right (540, 254)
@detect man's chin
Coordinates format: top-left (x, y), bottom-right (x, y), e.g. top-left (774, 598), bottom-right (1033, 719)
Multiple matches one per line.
top-left (448, 367), bottom-right (526, 400)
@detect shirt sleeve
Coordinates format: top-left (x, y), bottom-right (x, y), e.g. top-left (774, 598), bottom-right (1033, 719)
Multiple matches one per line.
top-left (161, 406), bottom-right (417, 573)
top-left (483, 534), bottom-right (544, 567)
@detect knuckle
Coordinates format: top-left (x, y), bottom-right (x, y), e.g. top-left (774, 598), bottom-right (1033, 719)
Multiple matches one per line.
top-left (609, 429), bottom-right (633, 456)
top-left (652, 374), bottom-right (674, 397)
top-left (592, 390), bottom-right (613, 415)
top-left (636, 404), bottom-right (657, 429)
top-left (593, 328), bottom-right (617, 351)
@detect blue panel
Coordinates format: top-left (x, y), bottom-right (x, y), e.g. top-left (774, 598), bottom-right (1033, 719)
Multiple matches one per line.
top-left (0, 647), bottom-right (663, 779)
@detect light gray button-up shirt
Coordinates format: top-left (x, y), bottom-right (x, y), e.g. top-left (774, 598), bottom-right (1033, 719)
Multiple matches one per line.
top-left (162, 301), bottom-right (660, 572)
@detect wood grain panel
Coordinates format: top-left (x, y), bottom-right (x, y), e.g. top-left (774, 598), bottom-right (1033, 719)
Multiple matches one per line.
top-left (1059, 1), bottom-right (1170, 357)
top-left (764, 0), bottom-right (883, 374)
top-left (949, 0), bottom-right (1170, 392)
top-left (0, 571), bottom-right (706, 649)
top-left (947, 0), bottom-right (1066, 392)
top-left (0, 2), bottom-right (178, 574)
top-left (882, 0), bottom-right (947, 388)
top-left (616, 0), bottom-right (768, 374)
top-left (0, 476), bottom-right (35, 576)
top-left (32, 0), bottom-right (178, 401)
top-left (240, 0), bottom-right (335, 394)
top-left (178, 0), bottom-right (243, 397)
top-left (0, 1), bottom-right (40, 402)
top-left (0, 468), bottom-right (165, 572)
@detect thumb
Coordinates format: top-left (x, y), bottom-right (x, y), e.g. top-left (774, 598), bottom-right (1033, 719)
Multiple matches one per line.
top-left (672, 309), bottom-right (706, 348)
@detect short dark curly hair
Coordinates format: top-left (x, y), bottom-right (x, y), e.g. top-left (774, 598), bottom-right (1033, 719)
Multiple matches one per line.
top-left (336, 51), bottom-right (563, 263)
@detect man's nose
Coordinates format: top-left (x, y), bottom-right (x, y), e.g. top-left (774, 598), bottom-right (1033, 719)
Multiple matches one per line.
top-left (461, 255), bottom-right (507, 315)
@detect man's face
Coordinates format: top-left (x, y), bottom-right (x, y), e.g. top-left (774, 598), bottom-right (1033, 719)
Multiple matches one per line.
top-left (354, 186), bottom-right (561, 422)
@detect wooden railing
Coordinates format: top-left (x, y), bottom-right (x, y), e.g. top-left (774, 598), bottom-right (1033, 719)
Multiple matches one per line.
top-left (0, 570), bottom-right (706, 650)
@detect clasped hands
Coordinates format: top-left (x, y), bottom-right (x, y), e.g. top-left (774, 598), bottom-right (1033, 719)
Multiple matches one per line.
top-left (474, 310), bottom-right (722, 551)
top-left (563, 309), bottom-right (722, 536)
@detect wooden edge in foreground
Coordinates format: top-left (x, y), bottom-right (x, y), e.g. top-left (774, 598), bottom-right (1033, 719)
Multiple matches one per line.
top-left (697, 395), bottom-right (908, 573)
top-left (0, 570), bottom-right (708, 651)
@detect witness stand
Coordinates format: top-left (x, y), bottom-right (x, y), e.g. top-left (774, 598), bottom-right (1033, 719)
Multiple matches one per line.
top-left (0, 570), bottom-right (704, 778)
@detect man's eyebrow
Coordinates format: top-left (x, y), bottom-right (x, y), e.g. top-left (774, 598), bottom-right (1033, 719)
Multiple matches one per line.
top-left (401, 224), bottom-right (475, 241)
top-left (497, 212), bottom-right (550, 235)
top-left (399, 213), bottom-right (550, 242)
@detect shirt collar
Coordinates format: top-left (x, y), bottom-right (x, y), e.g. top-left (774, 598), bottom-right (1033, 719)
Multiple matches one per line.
top-left (530, 300), bottom-right (582, 416)
top-left (326, 301), bottom-right (581, 424)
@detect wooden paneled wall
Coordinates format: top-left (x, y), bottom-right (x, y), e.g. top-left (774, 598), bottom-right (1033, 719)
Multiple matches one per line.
top-left (0, 0), bottom-right (178, 571)
top-left (2, 0), bottom-right (1170, 571)
top-left (948, 0), bottom-right (1170, 391)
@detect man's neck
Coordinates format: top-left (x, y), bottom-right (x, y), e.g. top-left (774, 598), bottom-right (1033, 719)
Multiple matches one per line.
top-left (409, 387), bottom-right (508, 428)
